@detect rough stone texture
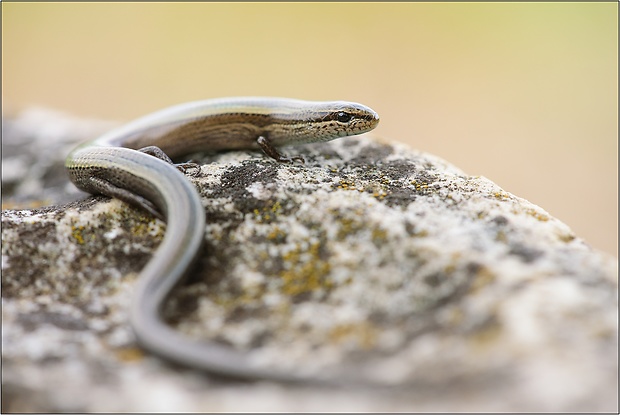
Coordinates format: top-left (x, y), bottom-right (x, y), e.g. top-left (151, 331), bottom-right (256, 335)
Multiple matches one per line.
top-left (2, 108), bottom-right (618, 412)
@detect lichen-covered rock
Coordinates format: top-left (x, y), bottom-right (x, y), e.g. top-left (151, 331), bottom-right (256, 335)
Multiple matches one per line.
top-left (2, 109), bottom-right (617, 412)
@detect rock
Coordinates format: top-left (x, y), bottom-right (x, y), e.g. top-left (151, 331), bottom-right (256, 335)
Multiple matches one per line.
top-left (2, 108), bottom-right (617, 412)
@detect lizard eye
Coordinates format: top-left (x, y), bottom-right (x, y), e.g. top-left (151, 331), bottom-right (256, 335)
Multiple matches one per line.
top-left (336, 112), bottom-right (352, 123)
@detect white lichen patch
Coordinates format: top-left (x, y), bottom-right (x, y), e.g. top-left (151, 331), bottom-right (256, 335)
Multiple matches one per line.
top-left (245, 181), bottom-right (274, 200)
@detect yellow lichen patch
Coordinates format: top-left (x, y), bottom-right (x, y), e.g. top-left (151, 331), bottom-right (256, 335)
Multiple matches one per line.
top-left (270, 201), bottom-right (282, 214)
top-left (115, 346), bottom-right (145, 362)
top-left (524, 208), bottom-right (549, 222)
top-left (493, 191), bottom-right (510, 200)
top-left (335, 216), bottom-right (362, 240)
top-left (558, 233), bottom-right (576, 243)
top-left (331, 208), bottom-right (368, 240)
top-left (267, 226), bottom-right (287, 242)
top-left (363, 180), bottom-right (388, 199)
top-left (130, 215), bottom-right (161, 237)
top-left (372, 190), bottom-right (387, 200)
top-left (495, 230), bottom-right (508, 243)
top-left (279, 242), bottom-right (332, 297)
top-left (444, 262), bottom-right (457, 275)
top-left (208, 287), bottom-right (263, 310)
top-left (207, 292), bottom-right (235, 308)
top-left (71, 225), bottom-right (86, 245)
top-left (411, 179), bottom-right (430, 192)
top-left (253, 201), bottom-right (284, 223)
top-left (328, 323), bottom-right (378, 350)
top-left (371, 227), bottom-right (388, 244)
top-left (337, 179), bottom-right (365, 192)
top-left (412, 229), bottom-right (429, 238)
top-left (337, 179), bottom-right (354, 190)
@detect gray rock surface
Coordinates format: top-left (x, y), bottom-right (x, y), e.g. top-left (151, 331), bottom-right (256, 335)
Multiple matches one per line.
top-left (2, 108), bottom-right (618, 412)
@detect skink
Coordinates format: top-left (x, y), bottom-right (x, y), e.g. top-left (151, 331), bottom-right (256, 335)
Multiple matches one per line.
top-left (66, 97), bottom-right (380, 382)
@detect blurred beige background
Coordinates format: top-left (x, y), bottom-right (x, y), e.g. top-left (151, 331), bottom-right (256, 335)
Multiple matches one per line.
top-left (3, 3), bottom-right (617, 257)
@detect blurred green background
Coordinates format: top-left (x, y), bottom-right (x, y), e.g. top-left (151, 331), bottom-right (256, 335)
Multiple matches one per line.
top-left (3, 3), bottom-right (617, 257)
